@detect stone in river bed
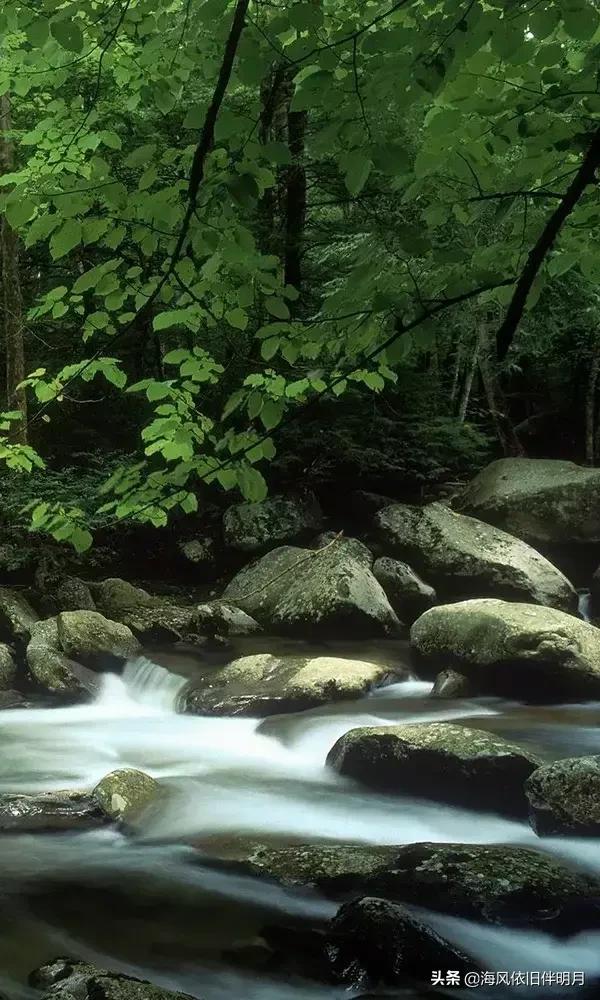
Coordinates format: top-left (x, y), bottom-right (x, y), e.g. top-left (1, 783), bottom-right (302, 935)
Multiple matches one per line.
top-left (223, 491), bottom-right (323, 554)
top-left (0, 790), bottom-right (105, 833)
top-left (223, 542), bottom-right (401, 637)
top-left (372, 556), bottom-right (436, 624)
top-left (184, 653), bottom-right (404, 717)
top-left (525, 755), bottom-right (600, 836)
top-left (374, 501), bottom-right (577, 612)
top-left (431, 668), bottom-right (472, 699)
top-left (411, 598), bottom-right (600, 700)
top-left (93, 768), bottom-right (163, 826)
top-left (0, 585), bottom-right (38, 643)
top-left (0, 642), bottom-right (17, 690)
top-left (30, 959), bottom-right (197, 1000)
top-left (326, 721), bottom-right (540, 817)
top-left (326, 896), bottom-right (477, 987)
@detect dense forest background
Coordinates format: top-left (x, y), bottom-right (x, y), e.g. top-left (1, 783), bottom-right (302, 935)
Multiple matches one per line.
top-left (1, 0), bottom-right (600, 567)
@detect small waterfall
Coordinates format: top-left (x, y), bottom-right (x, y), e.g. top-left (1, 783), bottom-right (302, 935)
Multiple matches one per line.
top-left (578, 589), bottom-right (593, 622)
top-left (118, 657), bottom-right (188, 712)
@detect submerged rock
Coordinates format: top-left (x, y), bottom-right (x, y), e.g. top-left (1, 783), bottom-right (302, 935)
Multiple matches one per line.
top-left (374, 502), bottom-right (576, 611)
top-left (93, 768), bottom-right (162, 826)
top-left (223, 543), bottom-right (400, 637)
top-left (185, 653), bottom-right (401, 717)
top-left (228, 843), bottom-right (405, 891)
top-left (0, 790), bottom-right (105, 833)
top-left (327, 721), bottom-right (539, 816)
top-left (373, 556), bottom-right (436, 623)
top-left (411, 599), bottom-right (600, 700)
top-left (458, 457), bottom-right (600, 546)
top-left (0, 642), bottom-right (17, 690)
top-left (30, 959), bottom-right (196, 1000)
top-left (0, 585), bottom-right (38, 643)
top-left (27, 612), bottom-right (141, 695)
top-left (431, 668), bottom-right (472, 699)
top-left (326, 896), bottom-right (476, 987)
top-left (526, 756), bottom-right (600, 836)
top-left (223, 492), bottom-right (323, 554)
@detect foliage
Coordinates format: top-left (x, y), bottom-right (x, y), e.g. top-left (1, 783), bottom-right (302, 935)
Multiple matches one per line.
top-left (1, 0), bottom-right (600, 546)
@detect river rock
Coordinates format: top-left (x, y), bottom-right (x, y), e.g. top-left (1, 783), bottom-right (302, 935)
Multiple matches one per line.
top-left (91, 577), bottom-right (159, 615)
top-left (373, 557), bottom-right (436, 623)
top-left (55, 577), bottom-right (96, 612)
top-left (0, 585), bottom-right (38, 643)
top-left (0, 790), bottom-right (105, 833)
top-left (0, 642), bottom-right (17, 690)
top-left (223, 544), bottom-right (400, 637)
top-left (358, 842), bottom-right (600, 931)
top-left (27, 612), bottom-right (141, 695)
top-left (525, 756), bottom-right (600, 836)
top-left (195, 601), bottom-right (261, 636)
top-left (185, 653), bottom-right (401, 717)
top-left (458, 458), bottom-right (600, 546)
top-left (117, 604), bottom-right (201, 644)
top-left (431, 668), bottom-right (473, 699)
top-left (313, 533), bottom-right (374, 567)
top-left (326, 721), bottom-right (539, 816)
top-left (411, 598), bottom-right (600, 700)
top-left (228, 843), bottom-right (407, 891)
top-left (30, 960), bottom-right (196, 1000)
top-left (374, 502), bottom-right (576, 612)
top-left (93, 768), bottom-right (162, 825)
top-left (223, 492), bottom-right (323, 554)
top-left (325, 896), bottom-right (476, 986)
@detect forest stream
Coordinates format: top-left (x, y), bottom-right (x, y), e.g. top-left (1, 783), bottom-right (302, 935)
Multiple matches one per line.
top-left (2, 618), bottom-right (600, 1000)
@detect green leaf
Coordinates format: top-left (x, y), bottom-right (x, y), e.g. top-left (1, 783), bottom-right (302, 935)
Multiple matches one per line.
top-left (344, 151), bottom-right (372, 196)
top-left (50, 220), bottom-right (82, 260)
top-left (265, 297), bottom-right (290, 320)
top-left (237, 465), bottom-right (268, 502)
top-left (226, 307), bottom-right (249, 330)
top-left (247, 391), bottom-right (263, 419)
top-left (6, 199), bottom-right (35, 229)
top-left (260, 398), bottom-right (284, 430)
top-left (563, 7), bottom-right (599, 40)
top-left (71, 527), bottom-right (93, 553)
top-left (27, 17), bottom-right (50, 47)
top-left (51, 18), bottom-right (84, 53)
top-left (147, 382), bottom-right (171, 401)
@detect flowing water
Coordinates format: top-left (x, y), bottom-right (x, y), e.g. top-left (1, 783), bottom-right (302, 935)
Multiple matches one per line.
top-left (2, 643), bottom-right (600, 998)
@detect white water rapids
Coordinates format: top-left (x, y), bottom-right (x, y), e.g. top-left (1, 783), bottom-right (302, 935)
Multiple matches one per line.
top-left (1, 654), bottom-right (600, 996)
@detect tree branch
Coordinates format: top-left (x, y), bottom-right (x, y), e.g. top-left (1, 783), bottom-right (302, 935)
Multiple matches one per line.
top-left (496, 126), bottom-right (600, 360)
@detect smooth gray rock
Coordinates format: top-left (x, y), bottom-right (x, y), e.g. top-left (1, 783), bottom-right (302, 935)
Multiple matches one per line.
top-left (373, 556), bottom-right (436, 623)
top-left (526, 756), bottom-right (600, 836)
top-left (0, 586), bottom-right (38, 642)
top-left (223, 492), bottom-right (323, 554)
top-left (30, 960), bottom-right (197, 1000)
top-left (0, 790), bottom-right (105, 833)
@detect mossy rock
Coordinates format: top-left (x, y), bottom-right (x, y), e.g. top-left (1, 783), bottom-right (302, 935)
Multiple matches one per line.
top-left (459, 458), bottom-right (600, 546)
top-left (0, 586), bottom-right (39, 644)
top-left (373, 556), bottom-right (436, 623)
top-left (93, 768), bottom-right (162, 826)
top-left (0, 642), bottom-right (17, 690)
top-left (526, 756), bottom-right (600, 836)
top-left (374, 501), bottom-right (576, 611)
top-left (411, 598), bottom-right (600, 700)
top-left (185, 652), bottom-right (403, 717)
top-left (0, 790), bottom-right (105, 833)
top-left (30, 960), bottom-right (197, 1000)
top-left (223, 492), bottom-right (323, 554)
top-left (327, 721), bottom-right (540, 816)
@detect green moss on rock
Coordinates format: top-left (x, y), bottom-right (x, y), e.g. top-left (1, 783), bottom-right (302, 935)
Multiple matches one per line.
top-left (526, 756), bottom-right (600, 836)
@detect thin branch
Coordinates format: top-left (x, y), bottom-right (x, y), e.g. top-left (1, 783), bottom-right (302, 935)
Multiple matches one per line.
top-left (496, 126), bottom-right (600, 360)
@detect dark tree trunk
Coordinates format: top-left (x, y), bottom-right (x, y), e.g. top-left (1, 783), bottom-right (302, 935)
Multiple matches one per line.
top-left (284, 107), bottom-right (307, 291)
top-left (0, 93), bottom-right (27, 444)
top-left (478, 321), bottom-right (524, 456)
top-left (586, 340), bottom-right (600, 465)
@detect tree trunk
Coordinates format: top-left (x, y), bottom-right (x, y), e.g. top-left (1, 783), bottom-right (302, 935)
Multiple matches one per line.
top-left (0, 93), bottom-right (27, 444)
top-left (586, 340), bottom-right (600, 465)
top-left (449, 335), bottom-right (463, 411)
top-left (478, 320), bottom-right (523, 456)
top-left (457, 346), bottom-right (478, 423)
top-left (284, 106), bottom-right (307, 291)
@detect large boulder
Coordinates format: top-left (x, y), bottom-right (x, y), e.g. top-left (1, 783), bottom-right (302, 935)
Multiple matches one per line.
top-left (411, 599), bottom-right (600, 700)
top-left (325, 896), bottom-right (477, 987)
top-left (30, 960), bottom-right (197, 1000)
top-left (525, 756), bottom-right (600, 836)
top-left (0, 642), bottom-right (17, 690)
top-left (27, 611), bottom-right (140, 695)
top-left (458, 458), bottom-right (600, 546)
top-left (374, 502), bottom-right (576, 612)
top-left (0, 790), bottom-right (105, 833)
top-left (223, 544), bottom-right (400, 637)
top-left (54, 577), bottom-right (96, 612)
top-left (358, 843), bottom-right (600, 931)
top-left (373, 556), bottom-right (436, 623)
top-left (326, 721), bottom-right (539, 816)
top-left (185, 653), bottom-right (402, 717)
top-left (93, 768), bottom-right (162, 826)
top-left (90, 577), bottom-right (159, 615)
top-left (223, 492), bottom-right (323, 554)
top-left (195, 601), bottom-right (261, 637)
top-left (0, 585), bottom-right (38, 643)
